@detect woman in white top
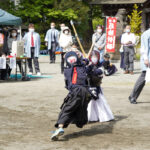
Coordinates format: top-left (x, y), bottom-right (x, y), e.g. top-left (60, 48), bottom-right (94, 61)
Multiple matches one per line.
top-left (8, 29), bottom-right (19, 53)
top-left (7, 29), bottom-right (22, 73)
top-left (59, 26), bottom-right (73, 73)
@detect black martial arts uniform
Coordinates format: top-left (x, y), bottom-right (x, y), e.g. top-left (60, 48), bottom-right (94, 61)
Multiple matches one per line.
top-left (55, 52), bottom-right (91, 128)
top-left (102, 60), bottom-right (117, 76)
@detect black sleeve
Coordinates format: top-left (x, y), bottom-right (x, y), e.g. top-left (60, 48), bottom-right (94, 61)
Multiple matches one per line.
top-left (3, 31), bottom-right (9, 55)
top-left (86, 64), bottom-right (94, 75)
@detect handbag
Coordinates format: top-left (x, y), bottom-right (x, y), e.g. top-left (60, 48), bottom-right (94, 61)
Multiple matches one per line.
top-left (119, 45), bottom-right (124, 53)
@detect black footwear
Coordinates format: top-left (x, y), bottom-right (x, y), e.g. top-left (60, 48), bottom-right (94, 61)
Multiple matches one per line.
top-left (129, 96), bottom-right (137, 104)
top-left (131, 100), bottom-right (137, 104)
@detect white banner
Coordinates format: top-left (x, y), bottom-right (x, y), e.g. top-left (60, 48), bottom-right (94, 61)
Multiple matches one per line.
top-left (0, 57), bottom-right (6, 69)
top-left (10, 57), bottom-right (16, 69)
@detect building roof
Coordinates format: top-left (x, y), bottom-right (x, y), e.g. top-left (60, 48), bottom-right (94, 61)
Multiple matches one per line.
top-left (90, 0), bottom-right (148, 5)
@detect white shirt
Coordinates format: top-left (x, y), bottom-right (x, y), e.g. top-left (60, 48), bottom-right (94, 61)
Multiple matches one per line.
top-left (59, 33), bottom-right (72, 52)
top-left (140, 29), bottom-right (150, 60)
top-left (121, 32), bottom-right (136, 46)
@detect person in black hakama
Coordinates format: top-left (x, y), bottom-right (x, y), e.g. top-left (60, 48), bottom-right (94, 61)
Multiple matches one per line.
top-left (51, 51), bottom-right (91, 141)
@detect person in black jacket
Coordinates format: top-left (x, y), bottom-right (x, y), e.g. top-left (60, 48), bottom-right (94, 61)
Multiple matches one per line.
top-left (51, 51), bottom-right (91, 141)
top-left (102, 53), bottom-right (117, 76)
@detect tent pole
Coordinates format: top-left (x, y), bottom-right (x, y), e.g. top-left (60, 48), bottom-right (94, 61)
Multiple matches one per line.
top-left (19, 26), bottom-right (22, 41)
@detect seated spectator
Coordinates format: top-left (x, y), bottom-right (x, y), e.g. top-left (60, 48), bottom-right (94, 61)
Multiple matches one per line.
top-left (102, 53), bottom-right (117, 76)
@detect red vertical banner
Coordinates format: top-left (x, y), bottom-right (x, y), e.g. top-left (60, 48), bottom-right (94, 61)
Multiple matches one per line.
top-left (106, 17), bottom-right (117, 53)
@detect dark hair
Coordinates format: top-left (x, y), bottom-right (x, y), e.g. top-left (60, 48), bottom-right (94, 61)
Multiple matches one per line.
top-left (96, 25), bottom-right (103, 29)
top-left (60, 23), bottom-right (65, 26)
top-left (104, 53), bottom-right (110, 59)
top-left (9, 28), bottom-right (17, 38)
top-left (96, 25), bottom-right (104, 33)
top-left (28, 23), bottom-right (34, 28)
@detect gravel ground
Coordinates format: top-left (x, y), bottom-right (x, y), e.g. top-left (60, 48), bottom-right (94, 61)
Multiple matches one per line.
top-left (0, 55), bottom-right (150, 150)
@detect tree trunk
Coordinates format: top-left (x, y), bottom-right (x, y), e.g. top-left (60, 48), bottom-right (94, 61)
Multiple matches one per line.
top-left (83, 4), bottom-right (93, 51)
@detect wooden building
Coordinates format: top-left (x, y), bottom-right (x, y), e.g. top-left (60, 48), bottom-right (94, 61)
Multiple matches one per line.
top-left (90, 0), bottom-right (150, 31)
top-left (90, 0), bottom-right (150, 59)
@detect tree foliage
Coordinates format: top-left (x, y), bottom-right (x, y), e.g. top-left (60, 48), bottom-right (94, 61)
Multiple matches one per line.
top-left (8, 0), bottom-right (90, 34)
top-left (91, 5), bottom-right (104, 30)
top-left (56, 0), bottom-right (90, 39)
top-left (1, 0), bottom-right (103, 47)
top-left (0, 0), bottom-right (15, 15)
top-left (128, 4), bottom-right (142, 36)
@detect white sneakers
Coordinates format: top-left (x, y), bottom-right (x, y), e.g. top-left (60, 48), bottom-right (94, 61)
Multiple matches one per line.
top-left (36, 72), bottom-right (41, 76)
top-left (28, 72), bottom-right (33, 75)
top-left (28, 72), bottom-right (41, 76)
top-left (51, 128), bottom-right (64, 141)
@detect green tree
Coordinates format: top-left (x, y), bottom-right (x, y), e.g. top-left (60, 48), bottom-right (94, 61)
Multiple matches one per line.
top-left (91, 5), bottom-right (104, 30)
top-left (128, 4), bottom-right (142, 36)
top-left (0, 0), bottom-right (12, 11)
top-left (56, 0), bottom-right (90, 42)
top-left (10, 0), bottom-right (80, 49)
top-left (11, 0), bottom-right (78, 32)
top-left (56, 0), bottom-right (103, 45)
top-left (0, 0), bottom-right (15, 14)
top-left (3, 0), bottom-right (103, 49)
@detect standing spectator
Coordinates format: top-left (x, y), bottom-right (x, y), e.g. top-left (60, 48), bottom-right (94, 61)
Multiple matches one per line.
top-left (92, 25), bottom-right (106, 63)
top-left (129, 26), bottom-right (150, 104)
top-left (119, 28), bottom-right (126, 71)
top-left (0, 27), bottom-right (9, 56)
top-left (8, 29), bottom-right (19, 53)
top-left (59, 23), bottom-right (66, 73)
top-left (45, 22), bottom-right (59, 63)
top-left (59, 26), bottom-right (73, 73)
top-left (0, 27), bottom-right (10, 80)
top-left (121, 25), bottom-right (136, 75)
top-left (60, 23), bottom-right (65, 33)
top-left (8, 29), bottom-right (22, 74)
top-left (23, 23), bottom-right (41, 76)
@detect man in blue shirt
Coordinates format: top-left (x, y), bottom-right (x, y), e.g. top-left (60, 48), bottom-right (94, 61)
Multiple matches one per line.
top-left (129, 27), bottom-right (150, 104)
top-left (45, 22), bottom-right (59, 63)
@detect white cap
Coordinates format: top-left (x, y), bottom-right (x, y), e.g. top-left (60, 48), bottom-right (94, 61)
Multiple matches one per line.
top-left (63, 26), bottom-right (70, 33)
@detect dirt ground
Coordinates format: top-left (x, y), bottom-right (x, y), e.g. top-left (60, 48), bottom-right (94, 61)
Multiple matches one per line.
top-left (0, 55), bottom-right (150, 150)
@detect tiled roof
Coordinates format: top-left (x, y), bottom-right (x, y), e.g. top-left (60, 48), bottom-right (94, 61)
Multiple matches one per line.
top-left (90, 0), bottom-right (148, 5)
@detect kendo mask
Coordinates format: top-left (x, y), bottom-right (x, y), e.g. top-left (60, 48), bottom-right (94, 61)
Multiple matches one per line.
top-left (65, 51), bottom-right (78, 67)
top-left (89, 50), bottom-right (100, 65)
